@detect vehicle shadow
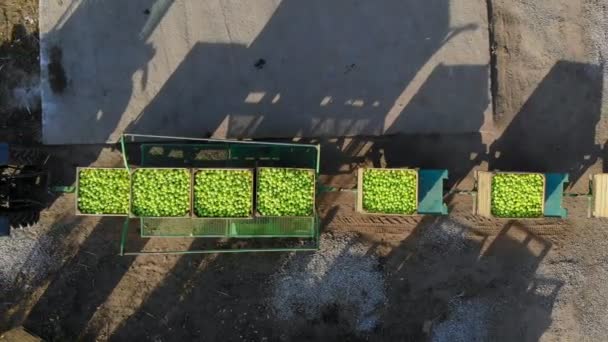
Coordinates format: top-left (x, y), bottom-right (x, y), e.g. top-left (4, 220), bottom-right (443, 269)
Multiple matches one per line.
top-left (489, 61), bottom-right (603, 190)
top-left (314, 63), bottom-right (490, 191)
top-left (375, 217), bottom-right (560, 341)
top-left (108, 229), bottom-right (385, 341)
top-left (107, 250), bottom-right (287, 341)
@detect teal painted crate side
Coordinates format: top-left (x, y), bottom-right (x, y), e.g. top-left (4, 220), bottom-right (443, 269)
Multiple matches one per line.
top-left (418, 169), bottom-right (448, 215)
top-left (544, 173), bottom-right (568, 218)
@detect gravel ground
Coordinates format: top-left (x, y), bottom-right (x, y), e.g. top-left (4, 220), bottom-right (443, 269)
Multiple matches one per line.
top-left (586, 0), bottom-right (608, 118)
top-left (533, 222), bottom-right (608, 341)
top-left (270, 232), bottom-right (386, 332)
top-left (418, 218), bottom-right (469, 252)
top-left (0, 228), bottom-right (54, 291)
top-left (425, 219), bottom-right (608, 342)
top-left (431, 298), bottom-right (490, 342)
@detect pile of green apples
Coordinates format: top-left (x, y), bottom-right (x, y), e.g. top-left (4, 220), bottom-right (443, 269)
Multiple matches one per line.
top-left (194, 169), bottom-right (253, 217)
top-left (78, 168), bottom-right (130, 215)
top-left (491, 173), bottom-right (544, 218)
top-left (131, 168), bottom-right (191, 217)
top-left (257, 168), bottom-right (315, 216)
top-left (362, 169), bottom-right (417, 214)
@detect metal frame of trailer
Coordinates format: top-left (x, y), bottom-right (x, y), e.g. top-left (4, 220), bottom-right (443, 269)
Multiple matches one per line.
top-left (117, 134), bottom-right (321, 255)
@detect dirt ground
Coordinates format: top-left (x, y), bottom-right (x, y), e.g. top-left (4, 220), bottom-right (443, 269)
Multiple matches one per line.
top-left (0, 0), bottom-right (39, 144)
top-left (2, 0), bottom-right (608, 341)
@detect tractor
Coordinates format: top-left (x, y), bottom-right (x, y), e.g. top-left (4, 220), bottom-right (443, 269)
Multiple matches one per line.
top-left (0, 143), bottom-right (49, 236)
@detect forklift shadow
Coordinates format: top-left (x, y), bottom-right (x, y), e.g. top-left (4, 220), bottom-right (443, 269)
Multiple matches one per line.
top-left (376, 217), bottom-right (561, 340)
top-left (489, 61), bottom-right (603, 189)
top-left (479, 221), bottom-right (561, 341)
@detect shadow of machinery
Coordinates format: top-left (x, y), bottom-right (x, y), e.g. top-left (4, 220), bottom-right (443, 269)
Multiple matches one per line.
top-left (124, 0), bottom-right (465, 140)
top-left (12, 2), bottom-right (175, 334)
top-left (41, 0), bottom-right (164, 144)
top-left (12, 213), bottom-right (563, 340)
top-left (107, 228), bottom-right (384, 341)
top-left (478, 221), bottom-right (561, 341)
top-left (40, 0), bottom-right (487, 193)
top-left (319, 61), bottom-right (603, 192)
top-left (377, 64), bottom-right (489, 189)
top-left (313, 63), bottom-right (490, 190)
top-left (106, 245), bottom-right (290, 341)
top-left (489, 61), bottom-right (603, 186)
top-left (123, 0), bottom-right (487, 191)
top-left (375, 217), bottom-right (561, 341)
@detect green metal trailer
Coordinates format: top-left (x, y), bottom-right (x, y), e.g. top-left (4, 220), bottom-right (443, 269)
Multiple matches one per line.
top-left (118, 134), bottom-right (320, 255)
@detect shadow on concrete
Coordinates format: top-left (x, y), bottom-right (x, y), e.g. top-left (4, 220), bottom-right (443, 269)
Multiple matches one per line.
top-left (39, 0), bottom-right (489, 144)
top-left (489, 61), bottom-right (603, 186)
top-left (313, 64), bottom-right (489, 190)
top-left (36, 0), bottom-right (490, 196)
top-left (39, 0), bottom-right (489, 186)
top-left (315, 132), bottom-right (486, 190)
top-left (120, 0), bottom-right (484, 140)
top-left (41, 0), bottom-right (165, 144)
top-left (378, 64), bottom-right (489, 188)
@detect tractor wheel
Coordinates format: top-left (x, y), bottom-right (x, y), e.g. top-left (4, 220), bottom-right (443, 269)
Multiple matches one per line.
top-left (9, 146), bottom-right (46, 166)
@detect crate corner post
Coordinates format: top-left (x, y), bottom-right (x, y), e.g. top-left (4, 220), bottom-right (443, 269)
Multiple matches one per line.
top-left (543, 172), bottom-right (569, 218)
top-left (475, 171), bottom-right (493, 217)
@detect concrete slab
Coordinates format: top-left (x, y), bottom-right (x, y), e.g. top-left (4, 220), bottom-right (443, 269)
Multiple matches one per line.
top-left (40, 0), bottom-right (490, 144)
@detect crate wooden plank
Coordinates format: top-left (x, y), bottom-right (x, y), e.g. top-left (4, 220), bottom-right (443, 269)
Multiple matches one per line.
top-left (544, 173), bottom-right (568, 218)
top-left (356, 168), bottom-right (364, 213)
top-left (593, 174), bottom-right (608, 218)
top-left (475, 171), bottom-right (492, 217)
top-left (418, 169), bottom-right (448, 215)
